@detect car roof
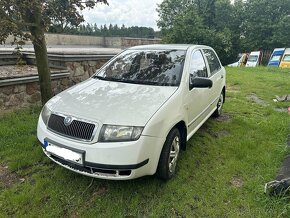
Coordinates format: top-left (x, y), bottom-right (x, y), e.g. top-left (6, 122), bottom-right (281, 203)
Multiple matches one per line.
top-left (273, 48), bottom-right (285, 51)
top-left (128, 44), bottom-right (210, 51)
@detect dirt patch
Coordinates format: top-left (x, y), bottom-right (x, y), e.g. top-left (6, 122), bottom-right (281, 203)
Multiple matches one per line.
top-left (0, 164), bottom-right (22, 188)
top-left (246, 94), bottom-right (269, 107)
top-left (213, 130), bottom-right (230, 138)
top-left (230, 177), bottom-right (244, 188)
top-left (227, 85), bottom-right (240, 93)
top-left (215, 113), bottom-right (232, 122)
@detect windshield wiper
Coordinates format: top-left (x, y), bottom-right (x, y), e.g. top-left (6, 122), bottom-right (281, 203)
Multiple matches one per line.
top-left (94, 75), bottom-right (120, 82)
top-left (94, 76), bottom-right (177, 86)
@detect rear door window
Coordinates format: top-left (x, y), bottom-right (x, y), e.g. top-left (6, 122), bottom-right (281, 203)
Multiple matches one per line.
top-left (203, 49), bottom-right (221, 76)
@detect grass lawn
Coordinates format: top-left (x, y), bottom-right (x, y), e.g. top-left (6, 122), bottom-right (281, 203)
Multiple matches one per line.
top-left (0, 67), bottom-right (290, 217)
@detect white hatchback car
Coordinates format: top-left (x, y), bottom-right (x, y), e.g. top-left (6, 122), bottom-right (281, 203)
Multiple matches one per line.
top-left (37, 44), bottom-right (226, 180)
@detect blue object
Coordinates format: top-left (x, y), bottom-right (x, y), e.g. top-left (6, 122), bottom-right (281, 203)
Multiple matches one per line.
top-left (43, 140), bottom-right (48, 149)
top-left (268, 48), bottom-right (285, 67)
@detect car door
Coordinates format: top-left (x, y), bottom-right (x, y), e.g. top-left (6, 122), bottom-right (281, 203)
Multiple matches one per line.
top-left (185, 49), bottom-right (212, 134)
top-left (202, 49), bottom-right (224, 107)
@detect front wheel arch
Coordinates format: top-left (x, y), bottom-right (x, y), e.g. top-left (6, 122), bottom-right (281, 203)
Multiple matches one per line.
top-left (156, 127), bottom-right (181, 180)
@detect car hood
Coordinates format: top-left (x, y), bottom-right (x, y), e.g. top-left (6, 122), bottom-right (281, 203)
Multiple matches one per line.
top-left (50, 78), bottom-right (178, 126)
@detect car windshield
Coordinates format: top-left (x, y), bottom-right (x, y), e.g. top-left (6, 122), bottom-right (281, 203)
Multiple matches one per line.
top-left (283, 54), bottom-right (290, 62)
top-left (94, 49), bottom-right (186, 86)
top-left (248, 55), bottom-right (258, 62)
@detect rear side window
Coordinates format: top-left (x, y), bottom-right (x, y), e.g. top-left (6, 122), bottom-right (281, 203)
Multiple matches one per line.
top-left (203, 49), bottom-right (221, 76)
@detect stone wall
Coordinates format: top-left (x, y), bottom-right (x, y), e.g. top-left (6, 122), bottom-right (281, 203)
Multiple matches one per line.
top-left (45, 34), bottom-right (105, 46)
top-left (3, 34), bottom-right (161, 48)
top-left (0, 77), bottom-right (69, 111)
top-left (65, 59), bottom-right (108, 84)
top-left (122, 37), bottom-right (161, 47)
top-left (0, 57), bottom-right (112, 111)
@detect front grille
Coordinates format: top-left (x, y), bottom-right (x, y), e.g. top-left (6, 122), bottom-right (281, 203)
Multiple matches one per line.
top-left (47, 114), bottom-right (96, 141)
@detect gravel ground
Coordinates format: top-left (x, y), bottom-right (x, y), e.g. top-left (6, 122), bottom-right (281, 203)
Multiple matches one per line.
top-left (0, 65), bottom-right (38, 79)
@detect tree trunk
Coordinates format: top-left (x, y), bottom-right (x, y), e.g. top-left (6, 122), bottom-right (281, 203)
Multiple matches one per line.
top-left (27, 6), bottom-right (53, 106)
top-left (31, 29), bottom-right (53, 105)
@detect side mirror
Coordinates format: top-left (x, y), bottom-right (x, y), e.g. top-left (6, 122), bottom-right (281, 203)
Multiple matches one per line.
top-left (190, 77), bottom-right (213, 90)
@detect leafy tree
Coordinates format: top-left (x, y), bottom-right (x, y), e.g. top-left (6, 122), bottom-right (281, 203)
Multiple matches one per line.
top-left (0, 0), bottom-right (108, 105)
top-left (241, 0), bottom-right (290, 51)
top-left (157, 0), bottom-right (239, 64)
top-left (158, 0), bottom-right (290, 65)
top-left (46, 0), bottom-right (85, 33)
top-left (59, 23), bottom-right (156, 38)
top-left (270, 16), bottom-right (290, 48)
top-left (157, 0), bottom-right (190, 37)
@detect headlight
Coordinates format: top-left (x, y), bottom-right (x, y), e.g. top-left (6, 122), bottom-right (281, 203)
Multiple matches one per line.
top-left (99, 125), bottom-right (144, 142)
top-left (41, 105), bottom-right (52, 125)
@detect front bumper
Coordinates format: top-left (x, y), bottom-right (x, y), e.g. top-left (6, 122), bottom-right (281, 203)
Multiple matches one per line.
top-left (37, 116), bottom-right (165, 180)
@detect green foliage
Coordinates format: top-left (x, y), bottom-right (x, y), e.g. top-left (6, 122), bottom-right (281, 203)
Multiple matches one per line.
top-left (158, 0), bottom-right (238, 65)
top-left (241, 0), bottom-right (290, 51)
top-left (0, 0), bottom-right (108, 44)
top-left (157, 0), bottom-right (290, 65)
top-left (0, 68), bottom-right (290, 216)
top-left (45, 0), bottom-right (86, 33)
top-left (50, 23), bottom-right (156, 38)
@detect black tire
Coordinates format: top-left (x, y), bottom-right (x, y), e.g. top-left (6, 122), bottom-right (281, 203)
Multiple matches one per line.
top-left (156, 128), bottom-right (181, 180)
top-left (213, 90), bottom-right (224, 117)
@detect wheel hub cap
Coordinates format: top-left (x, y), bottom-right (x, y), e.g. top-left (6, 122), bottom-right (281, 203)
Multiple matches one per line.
top-left (169, 136), bottom-right (180, 173)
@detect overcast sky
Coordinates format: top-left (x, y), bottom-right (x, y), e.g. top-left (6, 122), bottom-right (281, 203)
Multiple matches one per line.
top-left (83, 0), bottom-right (163, 30)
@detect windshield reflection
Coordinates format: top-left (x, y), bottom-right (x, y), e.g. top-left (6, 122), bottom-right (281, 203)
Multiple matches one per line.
top-left (94, 49), bottom-right (186, 86)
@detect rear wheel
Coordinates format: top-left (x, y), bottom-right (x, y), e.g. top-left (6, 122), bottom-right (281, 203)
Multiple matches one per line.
top-left (213, 91), bottom-right (224, 117)
top-left (156, 128), bottom-right (181, 180)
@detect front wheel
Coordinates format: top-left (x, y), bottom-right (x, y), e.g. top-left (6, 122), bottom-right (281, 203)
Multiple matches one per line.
top-left (213, 91), bottom-right (224, 117)
top-left (156, 128), bottom-right (181, 180)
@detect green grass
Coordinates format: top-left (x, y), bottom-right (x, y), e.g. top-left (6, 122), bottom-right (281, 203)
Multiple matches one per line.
top-left (0, 67), bottom-right (290, 217)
